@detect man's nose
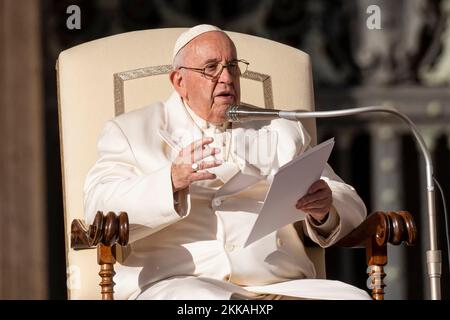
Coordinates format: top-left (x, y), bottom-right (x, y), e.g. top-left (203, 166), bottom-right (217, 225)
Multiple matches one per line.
top-left (218, 66), bottom-right (233, 84)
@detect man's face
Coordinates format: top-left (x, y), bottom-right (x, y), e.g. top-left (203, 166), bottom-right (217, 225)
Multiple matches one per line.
top-left (172, 32), bottom-right (241, 124)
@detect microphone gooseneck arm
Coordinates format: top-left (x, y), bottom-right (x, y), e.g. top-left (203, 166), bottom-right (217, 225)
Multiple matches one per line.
top-left (226, 104), bottom-right (441, 300)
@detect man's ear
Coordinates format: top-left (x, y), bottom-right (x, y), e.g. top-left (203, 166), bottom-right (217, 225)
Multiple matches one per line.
top-left (170, 70), bottom-right (187, 99)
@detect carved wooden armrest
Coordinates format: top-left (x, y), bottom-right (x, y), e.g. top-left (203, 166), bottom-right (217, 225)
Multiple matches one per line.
top-left (71, 211), bottom-right (129, 300)
top-left (337, 211), bottom-right (417, 300)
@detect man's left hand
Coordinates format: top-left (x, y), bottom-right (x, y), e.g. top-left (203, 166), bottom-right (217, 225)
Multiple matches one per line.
top-left (296, 179), bottom-right (332, 222)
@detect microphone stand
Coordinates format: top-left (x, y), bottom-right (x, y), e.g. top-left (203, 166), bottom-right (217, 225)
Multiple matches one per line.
top-left (227, 105), bottom-right (441, 299)
top-left (286, 106), bottom-right (441, 300)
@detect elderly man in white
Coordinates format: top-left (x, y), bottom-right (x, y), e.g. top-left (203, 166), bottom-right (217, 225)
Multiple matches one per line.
top-left (84, 25), bottom-right (369, 300)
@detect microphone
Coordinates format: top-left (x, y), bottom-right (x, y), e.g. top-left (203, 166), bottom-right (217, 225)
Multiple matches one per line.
top-left (225, 105), bottom-right (344, 122)
top-left (225, 103), bottom-right (442, 300)
top-left (225, 105), bottom-right (281, 122)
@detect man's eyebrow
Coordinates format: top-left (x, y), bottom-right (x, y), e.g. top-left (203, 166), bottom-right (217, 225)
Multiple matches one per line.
top-left (202, 58), bottom-right (220, 65)
top-left (202, 58), bottom-right (239, 65)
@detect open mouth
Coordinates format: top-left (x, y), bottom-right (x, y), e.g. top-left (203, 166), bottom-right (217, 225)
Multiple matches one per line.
top-left (215, 92), bottom-right (235, 102)
top-left (216, 92), bottom-right (234, 98)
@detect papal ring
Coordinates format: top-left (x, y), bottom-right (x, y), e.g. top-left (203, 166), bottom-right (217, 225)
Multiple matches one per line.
top-left (191, 162), bottom-right (199, 172)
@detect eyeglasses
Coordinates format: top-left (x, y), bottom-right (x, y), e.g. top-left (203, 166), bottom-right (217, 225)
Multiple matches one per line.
top-left (178, 59), bottom-right (249, 80)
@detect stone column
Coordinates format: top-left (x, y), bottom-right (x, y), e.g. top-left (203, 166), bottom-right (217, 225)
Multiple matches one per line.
top-left (0, 0), bottom-right (47, 299)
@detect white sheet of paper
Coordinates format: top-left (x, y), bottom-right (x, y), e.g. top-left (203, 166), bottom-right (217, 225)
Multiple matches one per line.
top-left (244, 138), bottom-right (335, 247)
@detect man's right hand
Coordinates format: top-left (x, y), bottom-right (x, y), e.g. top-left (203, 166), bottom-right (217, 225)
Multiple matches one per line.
top-left (171, 137), bottom-right (222, 192)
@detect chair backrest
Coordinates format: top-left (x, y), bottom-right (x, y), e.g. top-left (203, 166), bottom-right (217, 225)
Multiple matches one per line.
top-left (57, 28), bottom-right (320, 300)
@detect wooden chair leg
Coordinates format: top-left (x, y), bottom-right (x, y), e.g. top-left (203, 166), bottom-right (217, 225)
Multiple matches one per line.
top-left (367, 265), bottom-right (386, 300)
top-left (366, 230), bottom-right (388, 300)
top-left (98, 244), bottom-right (116, 300)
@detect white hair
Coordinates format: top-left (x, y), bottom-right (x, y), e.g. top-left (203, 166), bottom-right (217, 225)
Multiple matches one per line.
top-left (172, 46), bottom-right (187, 70)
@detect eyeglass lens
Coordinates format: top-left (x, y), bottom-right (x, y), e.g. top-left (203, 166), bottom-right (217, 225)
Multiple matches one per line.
top-left (206, 61), bottom-right (247, 78)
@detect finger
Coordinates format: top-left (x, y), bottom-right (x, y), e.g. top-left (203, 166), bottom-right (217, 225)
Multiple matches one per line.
top-left (307, 179), bottom-right (328, 194)
top-left (189, 172), bottom-right (217, 182)
top-left (178, 137), bottom-right (214, 163)
top-left (192, 137), bottom-right (214, 149)
top-left (198, 160), bottom-right (223, 170)
top-left (297, 189), bottom-right (330, 207)
top-left (192, 147), bottom-right (221, 163)
top-left (299, 200), bottom-right (331, 210)
top-left (298, 193), bottom-right (329, 207)
top-left (181, 137), bottom-right (214, 155)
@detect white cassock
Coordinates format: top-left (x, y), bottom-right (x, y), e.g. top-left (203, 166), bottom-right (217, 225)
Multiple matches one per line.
top-left (84, 92), bottom-right (370, 300)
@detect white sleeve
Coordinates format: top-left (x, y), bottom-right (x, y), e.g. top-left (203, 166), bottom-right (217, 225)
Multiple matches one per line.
top-left (304, 163), bottom-right (367, 247)
top-left (83, 120), bottom-right (190, 243)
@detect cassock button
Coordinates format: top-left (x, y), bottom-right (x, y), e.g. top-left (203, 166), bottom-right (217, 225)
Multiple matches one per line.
top-left (212, 198), bottom-right (222, 207)
top-left (224, 243), bottom-right (235, 252)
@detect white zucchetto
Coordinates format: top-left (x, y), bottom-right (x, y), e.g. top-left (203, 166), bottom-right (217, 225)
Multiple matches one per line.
top-left (173, 24), bottom-right (224, 61)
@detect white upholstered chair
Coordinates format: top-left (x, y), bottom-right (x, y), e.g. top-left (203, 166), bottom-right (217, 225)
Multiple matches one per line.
top-left (57, 28), bottom-right (416, 300)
